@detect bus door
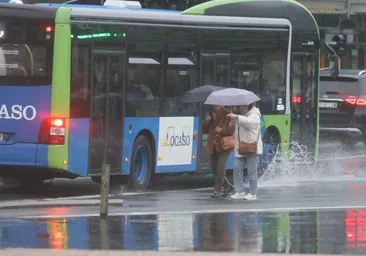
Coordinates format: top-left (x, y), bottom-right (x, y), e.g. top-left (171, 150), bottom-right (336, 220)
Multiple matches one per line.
top-left (198, 53), bottom-right (230, 171)
top-left (89, 49), bottom-right (125, 175)
top-left (290, 53), bottom-right (318, 161)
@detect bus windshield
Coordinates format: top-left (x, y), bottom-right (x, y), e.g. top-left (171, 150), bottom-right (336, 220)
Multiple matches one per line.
top-left (0, 19), bottom-right (53, 85)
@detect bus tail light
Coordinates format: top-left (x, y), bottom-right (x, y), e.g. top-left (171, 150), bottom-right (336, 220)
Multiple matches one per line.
top-left (45, 26), bottom-right (53, 33)
top-left (292, 96), bottom-right (302, 103)
top-left (38, 117), bottom-right (66, 145)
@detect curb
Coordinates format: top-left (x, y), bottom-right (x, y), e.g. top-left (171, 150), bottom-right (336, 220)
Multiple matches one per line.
top-left (0, 249), bottom-right (340, 256)
top-left (0, 198), bottom-right (123, 209)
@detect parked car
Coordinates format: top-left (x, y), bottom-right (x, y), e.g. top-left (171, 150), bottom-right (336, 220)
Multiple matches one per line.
top-left (319, 69), bottom-right (366, 148)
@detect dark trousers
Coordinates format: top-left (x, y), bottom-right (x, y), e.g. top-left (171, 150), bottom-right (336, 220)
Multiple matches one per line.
top-left (210, 150), bottom-right (232, 193)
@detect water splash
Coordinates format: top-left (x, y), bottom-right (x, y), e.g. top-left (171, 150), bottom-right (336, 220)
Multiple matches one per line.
top-left (257, 140), bottom-right (362, 187)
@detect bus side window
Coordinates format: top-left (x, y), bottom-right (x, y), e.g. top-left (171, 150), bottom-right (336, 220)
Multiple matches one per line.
top-left (70, 44), bottom-right (90, 118)
top-left (259, 48), bottom-right (287, 115)
top-left (229, 30), bottom-right (288, 115)
top-left (164, 53), bottom-right (198, 117)
top-left (126, 55), bottom-right (163, 117)
top-left (230, 52), bottom-right (261, 93)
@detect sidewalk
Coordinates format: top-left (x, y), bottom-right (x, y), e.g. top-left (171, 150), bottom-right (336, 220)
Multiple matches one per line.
top-left (0, 249), bottom-right (340, 256)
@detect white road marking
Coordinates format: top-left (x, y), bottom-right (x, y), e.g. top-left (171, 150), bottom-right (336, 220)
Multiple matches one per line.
top-left (0, 188), bottom-right (212, 208)
top-left (51, 191), bottom-right (161, 200)
top-left (40, 187), bottom-right (212, 201)
top-left (20, 204), bottom-right (366, 219)
top-left (0, 199), bottom-right (123, 208)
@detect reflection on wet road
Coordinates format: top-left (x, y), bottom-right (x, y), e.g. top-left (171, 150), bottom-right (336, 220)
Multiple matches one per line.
top-left (0, 141), bottom-right (364, 254)
top-left (0, 209), bottom-right (365, 254)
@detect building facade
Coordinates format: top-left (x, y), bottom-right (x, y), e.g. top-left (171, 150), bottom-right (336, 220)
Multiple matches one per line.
top-left (298, 0), bottom-right (366, 70)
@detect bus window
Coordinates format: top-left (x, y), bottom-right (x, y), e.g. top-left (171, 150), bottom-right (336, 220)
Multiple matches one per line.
top-left (164, 55), bottom-right (198, 116)
top-left (230, 52), bottom-right (261, 93)
top-left (216, 56), bottom-right (229, 87)
top-left (201, 55), bottom-right (215, 85)
top-left (70, 44), bottom-right (90, 118)
top-left (126, 54), bottom-right (163, 117)
top-left (0, 44), bottom-right (47, 77)
top-left (201, 53), bottom-right (230, 87)
top-left (0, 20), bottom-right (53, 86)
top-left (260, 49), bottom-right (287, 114)
top-left (228, 29), bottom-right (288, 114)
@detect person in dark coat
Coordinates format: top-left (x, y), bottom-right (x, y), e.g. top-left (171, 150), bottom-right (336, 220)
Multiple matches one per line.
top-left (203, 105), bottom-right (235, 198)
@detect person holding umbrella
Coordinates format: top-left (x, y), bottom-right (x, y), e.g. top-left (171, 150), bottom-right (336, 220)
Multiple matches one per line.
top-left (205, 88), bottom-right (262, 200)
top-left (202, 104), bottom-right (235, 199)
top-left (182, 85), bottom-right (234, 198)
top-left (227, 103), bottom-right (262, 200)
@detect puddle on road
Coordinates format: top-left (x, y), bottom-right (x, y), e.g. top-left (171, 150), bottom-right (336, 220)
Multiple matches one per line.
top-left (0, 209), bottom-right (365, 254)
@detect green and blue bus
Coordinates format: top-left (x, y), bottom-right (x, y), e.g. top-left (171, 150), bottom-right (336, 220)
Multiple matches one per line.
top-left (0, 0), bottom-right (335, 190)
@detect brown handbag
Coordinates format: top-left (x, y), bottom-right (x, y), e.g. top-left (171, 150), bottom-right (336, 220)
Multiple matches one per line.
top-left (238, 125), bottom-right (261, 156)
top-left (218, 115), bottom-right (235, 151)
top-left (220, 135), bottom-right (235, 151)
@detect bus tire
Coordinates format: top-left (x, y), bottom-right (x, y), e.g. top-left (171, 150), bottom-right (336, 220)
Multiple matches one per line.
top-left (129, 135), bottom-right (153, 191)
top-left (258, 130), bottom-right (281, 178)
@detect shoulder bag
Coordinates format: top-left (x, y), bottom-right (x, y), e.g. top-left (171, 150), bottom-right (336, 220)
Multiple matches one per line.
top-left (218, 117), bottom-right (235, 151)
top-left (238, 124), bottom-right (261, 156)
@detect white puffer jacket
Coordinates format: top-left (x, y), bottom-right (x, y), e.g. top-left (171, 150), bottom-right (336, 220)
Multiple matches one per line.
top-left (234, 106), bottom-right (263, 157)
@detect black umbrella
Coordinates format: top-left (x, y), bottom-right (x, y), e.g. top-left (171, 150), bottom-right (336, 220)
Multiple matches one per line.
top-left (182, 85), bottom-right (226, 103)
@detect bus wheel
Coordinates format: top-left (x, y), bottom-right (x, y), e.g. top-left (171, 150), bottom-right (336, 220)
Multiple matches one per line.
top-left (129, 135), bottom-right (153, 191)
top-left (258, 131), bottom-right (281, 178)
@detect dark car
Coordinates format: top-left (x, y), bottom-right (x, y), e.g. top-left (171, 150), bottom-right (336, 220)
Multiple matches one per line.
top-left (319, 69), bottom-right (366, 148)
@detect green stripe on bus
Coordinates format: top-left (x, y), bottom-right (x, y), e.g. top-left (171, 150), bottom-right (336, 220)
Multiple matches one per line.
top-left (48, 7), bottom-right (72, 170)
top-left (182, 0), bottom-right (319, 34)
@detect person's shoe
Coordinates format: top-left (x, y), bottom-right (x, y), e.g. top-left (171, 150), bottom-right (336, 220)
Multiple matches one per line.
top-left (243, 193), bottom-right (257, 200)
top-left (230, 192), bottom-right (246, 200)
top-left (221, 186), bottom-right (234, 198)
top-left (211, 191), bottom-right (221, 198)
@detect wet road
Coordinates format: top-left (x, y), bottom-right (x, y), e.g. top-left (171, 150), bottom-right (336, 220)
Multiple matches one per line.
top-left (0, 175), bottom-right (214, 201)
top-left (0, 206), bottom-right (365, 254)
top-left (0, 139), bottom-right (364, 202)
top-left (0, 176), bottom-right (365, 218)
top-left (0, 141), bottom-right (364, 254)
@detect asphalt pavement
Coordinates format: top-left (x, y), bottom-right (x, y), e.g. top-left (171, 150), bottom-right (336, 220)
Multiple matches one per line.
top-left (0, 138), bottom-right (364, 202)
top-left (0, 250), bottom-right (347, 256)
top-left (0, 139), bottom-right (364, 254)
top-left (0, 179), bottom-right (364, 254)
top-left (0, 176), bottom-right (365, 218)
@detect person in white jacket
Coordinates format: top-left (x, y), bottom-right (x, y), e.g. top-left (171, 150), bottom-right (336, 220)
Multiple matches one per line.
top-left (227, 103), bottom-right (263, 200)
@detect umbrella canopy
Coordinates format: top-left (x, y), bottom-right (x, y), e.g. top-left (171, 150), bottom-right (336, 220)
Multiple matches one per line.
top-left (204, 88), bottom-right (261, 106)
top-left (182, 85), bottom-right (226, 103)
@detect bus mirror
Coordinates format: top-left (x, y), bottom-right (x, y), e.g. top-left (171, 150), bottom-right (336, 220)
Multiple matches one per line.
top-left (328, 54), bottom-right (339, 79)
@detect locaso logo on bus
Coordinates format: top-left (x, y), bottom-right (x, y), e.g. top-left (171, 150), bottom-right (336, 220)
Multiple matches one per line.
top-left (169, 133), bottom-right (191, 147)
top-left (0, 104), bottom-right (37, 120)
top-left (163, 126), bottom-right (191, 147)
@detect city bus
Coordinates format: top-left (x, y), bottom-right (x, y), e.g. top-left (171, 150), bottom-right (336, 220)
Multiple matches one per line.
top-left (0, 0), bottom-right (336, 191)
